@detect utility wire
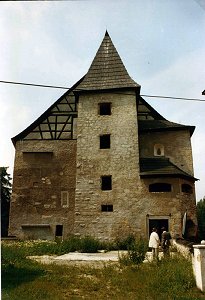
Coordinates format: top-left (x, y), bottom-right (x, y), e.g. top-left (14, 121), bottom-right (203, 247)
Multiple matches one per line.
top-left (0, 80), bottom-right (68, 90)
top-left (0, 80), bottom-right (205, 102)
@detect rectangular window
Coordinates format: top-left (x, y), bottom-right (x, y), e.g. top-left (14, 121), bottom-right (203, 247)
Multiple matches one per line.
top-left (100, 134), bottom-right (110, 149)
top-left (61, 191), bottom-right (69, 207)
top-left (101, 204), bottom-right (113, 212)
top-left (101, 175), bottom-right (112, 190)
top-left (99, 103), bottom-right (111, 115)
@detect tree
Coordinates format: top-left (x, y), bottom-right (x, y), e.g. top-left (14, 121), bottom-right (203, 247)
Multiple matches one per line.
top-left (197, 196), bottom-right (205, 241)
top-left (1, 167), bottom-right (12, 237)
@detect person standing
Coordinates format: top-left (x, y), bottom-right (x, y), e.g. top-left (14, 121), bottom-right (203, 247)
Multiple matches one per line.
top-left (161, 227), bottom-right (172, 257)
top-left (149, 227), bottom-right (160, 261)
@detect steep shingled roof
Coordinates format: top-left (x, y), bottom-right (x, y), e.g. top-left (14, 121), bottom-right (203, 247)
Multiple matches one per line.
top-left (140, 157), bottom-right (198, 181)
top-left (78, 31), bottom-right (140, 91)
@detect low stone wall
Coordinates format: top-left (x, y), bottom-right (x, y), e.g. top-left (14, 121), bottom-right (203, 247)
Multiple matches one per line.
top-left (173, 239), bottom-right (205, 292)
top-left (172, 239), bottom-right (193, 259)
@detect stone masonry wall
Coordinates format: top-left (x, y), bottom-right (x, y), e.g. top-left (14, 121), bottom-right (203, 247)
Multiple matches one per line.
top-left (141, 177), bottom-right (197, 238)
top-left (9, 95), bottom-right (197, 242)
top-left (74, 91), bottom-right (197, 241)
top-left (74, 90), bottom-right (141, 241)
top-left (9, 140), bottom-right (76, 239)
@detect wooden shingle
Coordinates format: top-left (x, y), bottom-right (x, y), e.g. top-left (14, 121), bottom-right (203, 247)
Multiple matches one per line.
top-left (78, 31), bottom-right (140, 91)
top-left (140, 157), bottom-right (197, 180)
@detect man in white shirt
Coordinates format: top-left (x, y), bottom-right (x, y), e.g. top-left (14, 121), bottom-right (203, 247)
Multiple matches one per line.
top-left (149, 227), bottom-right (160, 260)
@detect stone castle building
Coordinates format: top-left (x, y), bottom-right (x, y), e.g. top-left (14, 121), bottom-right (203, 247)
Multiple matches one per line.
top-left (9, 32), bottom-right (197, 241)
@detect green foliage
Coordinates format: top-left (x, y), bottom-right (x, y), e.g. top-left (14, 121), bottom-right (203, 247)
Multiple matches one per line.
top-left (58, 235), bottom-right (102, 253)
top-left (2, 244), bottom-right (203, 300)
top-left (119, 238), bottom-right (148, 265)
top-left (2, 240), bottom-right (58, 257)
top-left (56, 236), bottom-right (82, 254)
top-left (0, 167), bottom-right (12, 201)
top-left (2, 243), bottom-right (45, 293)
top-left (197, 196), bottom-right (205, 240)
top-left (115, 233), bottom-right (136, 250)
top-left (1, 244), bottom-right (26, 268)
top-left (1, 167), bottom-right (12, 237)
top-left (80, 236), bottom-right (101, 253)
top-left (1, 236), bottom-right (105, 258)
top-left (150, 255), bottom-right (196, 296)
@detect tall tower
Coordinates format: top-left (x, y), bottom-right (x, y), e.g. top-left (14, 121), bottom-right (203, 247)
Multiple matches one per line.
top-left (74, 31), bottom-right (141, 241)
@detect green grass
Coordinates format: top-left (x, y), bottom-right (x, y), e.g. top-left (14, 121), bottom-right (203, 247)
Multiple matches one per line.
top-left (0, 235), bottom-right (146, 257)
top-left (1, 236), bottom-right (103, 257)
top-left (1, 243), bottom-right (204, 300)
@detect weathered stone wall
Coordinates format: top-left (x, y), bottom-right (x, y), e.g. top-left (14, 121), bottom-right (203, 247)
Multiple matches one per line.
top-left (140, 177), bottom-right (197, 238)
top-left (74, 90), bottom-right (141, 241)
top-left (74, 91), bottom-right (197, 242)
top-left (9, 140), bottom-right (76, 239)
top-left (9, 93), bottom-right (197, 242)
top-left (138, 129), bottom-right (197, 238)
top-left (139, 130), bottom-right (194, 175)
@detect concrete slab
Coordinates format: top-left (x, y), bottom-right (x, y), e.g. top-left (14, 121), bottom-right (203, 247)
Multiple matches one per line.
top-left (28, 251), bottom-right (165, 266)
top-left (55, 251), bottom-right (127, 262)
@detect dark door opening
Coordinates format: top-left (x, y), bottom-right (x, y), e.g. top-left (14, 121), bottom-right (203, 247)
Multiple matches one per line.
top-left (55, 225), bottom-right (63, 237)
top-left (149, 219), bottom-right (169, 241)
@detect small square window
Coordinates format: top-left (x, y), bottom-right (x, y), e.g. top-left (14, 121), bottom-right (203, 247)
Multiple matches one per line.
top-left (99, 103), bottom-right (111, 115)
top-left (101, 175), bottom-right (112, 190)
top-left (101, 204), bottom-right (113, 212)
top-left (100, 134), bottom-right (110, 149)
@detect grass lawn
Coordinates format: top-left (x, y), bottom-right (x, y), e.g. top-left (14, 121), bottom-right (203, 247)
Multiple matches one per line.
top-left (1, 241), bottom-right (205, 299)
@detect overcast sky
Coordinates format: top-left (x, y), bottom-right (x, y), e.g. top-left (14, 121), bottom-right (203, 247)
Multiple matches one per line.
top-left (0, 0), bottom-right (204, 200)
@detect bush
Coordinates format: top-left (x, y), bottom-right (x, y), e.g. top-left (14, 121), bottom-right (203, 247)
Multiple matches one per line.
top-left (115, 233), bottom-right (136, 250)
top-left (119, 238), bottom-right (148, 265)
top-left (80, 236), bottom-right (101, 253)
top-left (57, 236), bottom-right (82, 254)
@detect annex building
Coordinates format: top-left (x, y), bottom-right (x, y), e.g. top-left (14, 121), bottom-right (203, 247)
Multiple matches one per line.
top-left (9, 32), bottom-right (197, 241)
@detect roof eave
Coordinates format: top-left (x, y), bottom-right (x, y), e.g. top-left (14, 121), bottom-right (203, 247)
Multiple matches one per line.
top-left (139, 125), bottom-right (195, 136)
top-left (74, 85), bottom-right (141, 95)
top-left (140, 173), bottom-right (198, 181)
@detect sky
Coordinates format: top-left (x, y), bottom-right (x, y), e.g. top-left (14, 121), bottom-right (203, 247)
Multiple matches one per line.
top-left (0, 0), bottom-right (204, 201)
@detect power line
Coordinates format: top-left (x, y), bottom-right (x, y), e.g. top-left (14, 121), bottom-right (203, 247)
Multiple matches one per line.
top-left (141, 94), bottom-right (205, 102)
top-left (0, 80), bottom-right (205, 102)
top-left (0, 80), bottom-right (68, 90)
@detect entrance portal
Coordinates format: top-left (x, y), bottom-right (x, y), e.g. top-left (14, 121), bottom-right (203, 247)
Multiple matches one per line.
top-left (149, 218), bottom-right (169, 240)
